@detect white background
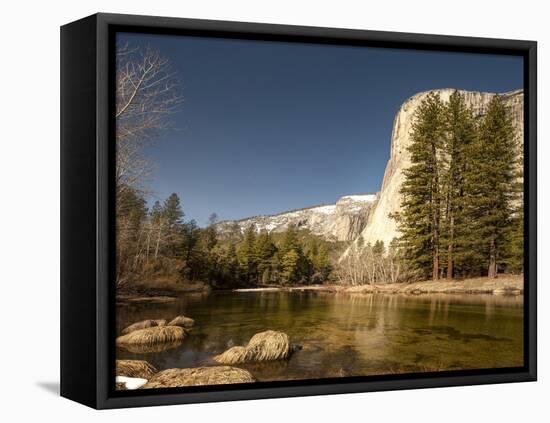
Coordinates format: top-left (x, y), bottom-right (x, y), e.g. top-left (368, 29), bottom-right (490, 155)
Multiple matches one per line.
top-left (0, 0), bottom-right (546, 421)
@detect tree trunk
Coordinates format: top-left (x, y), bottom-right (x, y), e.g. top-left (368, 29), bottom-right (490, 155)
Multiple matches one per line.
top-left (433, 247), bottom-right (439, 281)
top-left (447, 215), bottom-right (454, 279)
top-left (154, 224), bottom-right (162, 260)
top-left (488, 238), bottom-right (497, 278)
top-left (433, 203), bottom-right (440, 281)
top-left (432, 143), bottom-right (440, 282)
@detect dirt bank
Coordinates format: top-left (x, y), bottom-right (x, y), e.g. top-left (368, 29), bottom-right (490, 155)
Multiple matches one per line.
top-left (233, 275), bottom-right (523, 295)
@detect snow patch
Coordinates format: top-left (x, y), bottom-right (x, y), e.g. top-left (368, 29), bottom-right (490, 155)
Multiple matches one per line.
top-left (309, 205), bottom-right (337, 215)
top-left (340, 194), bottom-right (377, 202)
top-left (116, 376), bottom-right (148, 390)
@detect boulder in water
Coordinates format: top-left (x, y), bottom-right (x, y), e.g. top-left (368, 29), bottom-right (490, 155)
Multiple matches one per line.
top-left (116, 326), bottom-right (186, 346)
top-left (142, 366), bottom-right (255, 388)
top-left (214, 330), bottom-right (290, 364)
top-left (168, 315), bottom-right (195, 328)
top-left (116, 359), bottom-right (157, 379)
top-left (121, 319), bottom-right (162, 335)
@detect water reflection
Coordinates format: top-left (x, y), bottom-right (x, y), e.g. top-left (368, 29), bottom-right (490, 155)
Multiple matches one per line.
top-left (116, 291), bottom-right (523, 381)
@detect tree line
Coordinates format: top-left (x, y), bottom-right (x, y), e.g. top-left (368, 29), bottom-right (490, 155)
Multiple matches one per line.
top-left (116, 190), bottom-right (334, 289)
top-left (392, 91), bottom-right (523, 281)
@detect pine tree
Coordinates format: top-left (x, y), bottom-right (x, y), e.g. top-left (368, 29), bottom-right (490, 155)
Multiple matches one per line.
top-left (394, 92), bottom-right (445, 280)
top-left (440, 91), bottom-right (477, 278)
top-left (506, 142), bottom-right (524, 273)
top-left (255, 230), bottom-right (277, 285)
top-left (202, 213), bottom-right (219, 251)
top-left (462, 95), bottom-right (519, 278)
top-left (150, 200), bottom-right (163, 222)
top-left (507, 208), bottom-right (524, 273)
top-left (221, 241), bottom-right (240, 287)
top-left (280, 224), bottom-right (300, 254)
top-left (181, 219), bottom-right (200, 277)
top-left (280, 249), bottom-right (300, 284)
top-left (163, 193), bottom-right (184, 227)
top-left (312, 242), bottom-right (331, 282)
top-left (238, 226), bottom-right (258, 284)
top-left (162, 193), bottom-right (184, 257)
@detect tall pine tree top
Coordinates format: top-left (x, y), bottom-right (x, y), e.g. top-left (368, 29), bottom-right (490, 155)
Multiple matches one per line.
top-left (163, 193), bottom-right (184, 227)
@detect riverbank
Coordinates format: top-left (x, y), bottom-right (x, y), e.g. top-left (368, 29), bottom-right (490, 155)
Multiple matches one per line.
top-left (116, 280), bottom-right (210, 305)
top-left (233, 275), bottom-right (524, 295)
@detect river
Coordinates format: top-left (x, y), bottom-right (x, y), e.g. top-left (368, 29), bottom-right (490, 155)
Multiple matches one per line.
top-left (116, 291), bottom-right (523, 381)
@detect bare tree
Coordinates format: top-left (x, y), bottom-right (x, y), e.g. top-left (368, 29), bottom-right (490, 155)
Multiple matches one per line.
top-left (115, 44), bottom-right (183, 199)
top-left (336, 239), bottom-right (405, 286)
top-left (115, 44), bottom-right (182, 287)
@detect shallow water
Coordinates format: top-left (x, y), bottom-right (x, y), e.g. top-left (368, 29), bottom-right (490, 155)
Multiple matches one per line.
top-left (116, 291), bottom-right (523, 381)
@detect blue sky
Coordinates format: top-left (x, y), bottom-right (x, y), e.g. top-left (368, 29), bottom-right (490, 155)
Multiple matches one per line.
top-left (118, 32), bottom-right (523, 226)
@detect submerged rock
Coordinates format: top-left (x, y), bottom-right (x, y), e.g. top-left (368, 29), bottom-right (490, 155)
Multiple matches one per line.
top-left (121, 319), bottom-right (163, 335)
top-left (116, 326), bottom-right (187, 346)
top-left (168, 315), bottom-right (195, 328)
top-left (154, 319), bottom-right (167, 327)
top-left (142, 366), bottom-right (255, 388)
top-left (116, 359), bottom-right (157, 379)
top-left (214, 330), bottom-right (290, 364)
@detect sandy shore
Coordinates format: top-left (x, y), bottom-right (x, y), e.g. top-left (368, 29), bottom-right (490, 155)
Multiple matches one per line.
top-left (233, 275), bottom-right (524, 295)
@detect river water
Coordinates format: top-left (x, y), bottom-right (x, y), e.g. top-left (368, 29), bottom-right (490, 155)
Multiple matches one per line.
top-left (116, 291), bottom-right (523, 381)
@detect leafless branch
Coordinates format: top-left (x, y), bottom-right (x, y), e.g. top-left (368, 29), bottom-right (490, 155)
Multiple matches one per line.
top-left (115, 43), bottom-right (183, 196)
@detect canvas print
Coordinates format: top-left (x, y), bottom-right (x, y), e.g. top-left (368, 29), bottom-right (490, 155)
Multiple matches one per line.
top-left (114, 33), bottom-right (525, 391)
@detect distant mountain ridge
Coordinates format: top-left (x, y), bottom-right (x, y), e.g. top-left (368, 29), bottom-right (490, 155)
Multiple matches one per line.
top-left (216, 194), bottom-right (378, 241)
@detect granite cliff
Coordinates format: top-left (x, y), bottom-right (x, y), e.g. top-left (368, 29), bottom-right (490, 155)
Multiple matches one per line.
top-left (349, 88), bottom-right (524, 251)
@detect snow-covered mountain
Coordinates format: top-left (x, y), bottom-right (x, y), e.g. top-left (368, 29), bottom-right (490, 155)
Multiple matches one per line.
top-left (216, 194), bottom-right (378, 241)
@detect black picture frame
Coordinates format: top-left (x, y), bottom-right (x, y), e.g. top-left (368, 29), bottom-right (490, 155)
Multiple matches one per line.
top-left (60, 12), bottom-right (537, 409)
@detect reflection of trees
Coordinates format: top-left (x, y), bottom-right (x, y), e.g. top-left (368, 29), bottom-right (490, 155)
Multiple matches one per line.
top-left (117, 292), bottom-right (523, 379)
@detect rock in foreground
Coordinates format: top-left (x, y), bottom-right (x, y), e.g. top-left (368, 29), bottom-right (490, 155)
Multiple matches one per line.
top-left (214, 330), bottom-right (290, 364)
top-left (142, 366), bottom-right (255, 388)
top-left (121, 319), bottom-right (163, 335)
top-left (116, 359), bottom-right (158, 379)
top-left (168, 315), bottom-right (195, 328)
top-left (116, 326), bottom-right (186, 346)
